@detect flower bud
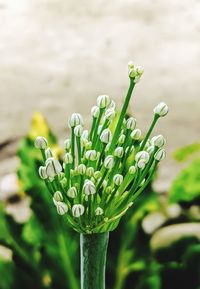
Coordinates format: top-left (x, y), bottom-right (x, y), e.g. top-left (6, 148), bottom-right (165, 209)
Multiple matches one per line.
top-left (126, 117), bottom-right (137, 130)
top-left (63, 153), bottom-right (73, 164)
top-left (68, 113), bottom-right (83, 128)
top-left (129, 166), bottom-right (136, 175)
top-left (83, 180), bottom-right (96, 195)
top-left (67, 187), bottom-right (77, 198)
top-left (38, 166), bottom-right (48, 179)
top-left (105, 143), bottom-right (111, 152)
top-left (147, 145), bottom-right (155, 154)
top-left (85, 141), bottom-right (92, 150)
top-left (105, 108), bottom-right (115, 121)
top-left (128, 63), bottom-right (144, 83)
top-left (46, 158), bottom-right (62, 177)
top-left (53, 191), bottom-right (63, 202)
top-left (45, 148), bottom-right (53, 159)
top-left (104, 155), bottom-right (114, 169)
top-left (56, 202), bottom-right (68, 215)
top-left (91, 106), bottom-right (100, 118)
top-left (113, 174), bottom-right (123, 186)
top-left (97, 95), bottom-right (111, 108)
top-left (100, 128), bottom-right (112, 144)
top-left (97, 125), bottom-right (103, 135)
top-left (114, 147), bottom-right (124, 158)
top-left (81, 130), bottom-right (89, 140)
top-left (94, 171), bottom-right (102, 180)
top-left (153, 102), bottom-right (169, 117)
top-left (137, 160), bottom-right (146, 170)
top-left (72, 204), bottom-right (85, 217)
top-left (86, 167), bottom-right (94, 177)
top-left (34, 136), bottom-right (48, 149)
top-left (102, 180), bottom-right (107, 188)
top-left (64, 138), bottom-right (71, 150)
top-left (154, 148), bottom-right (166, 161)
top-left (95, 207), bottom-right (104, 216)
top-left (131, 129), bottom-right (142, 140)
top-left (74, 125), bottom-right (83, 137)
top-left (151, 135), bottom-right (166, 148)
top-left (118, 134), bottom-right (125, 144)
top-left (135, 151), bottom-right (150, 164)
top-left (108, 100), bottom-right (116, 110)
top-left (85, 150), bottom-right (98, 161)
top-left (77, 164), bottom-right (86, 175)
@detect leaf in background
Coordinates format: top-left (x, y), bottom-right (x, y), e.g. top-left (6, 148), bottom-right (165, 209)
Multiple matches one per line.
top-left (173, 142), bottom-right (200, 162)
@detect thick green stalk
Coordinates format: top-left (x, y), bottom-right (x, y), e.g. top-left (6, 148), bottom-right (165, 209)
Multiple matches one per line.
top-left (80, 233), bottom-right (109, 289)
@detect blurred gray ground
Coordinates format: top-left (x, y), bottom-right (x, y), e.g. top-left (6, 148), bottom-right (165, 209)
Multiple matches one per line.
top-left (0, 0), bottom-right (200, 191)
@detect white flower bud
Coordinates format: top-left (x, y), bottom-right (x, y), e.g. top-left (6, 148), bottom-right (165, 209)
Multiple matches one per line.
top-left (137, 160), bottom-right (146, 170)
top-left (151, 135), bottom-right (166, 148)
top-left (67, 187), bottom-right (77, 198)
top-left (129, 166), bottom-right (136, 175)
top-left (85, 150), bottom-right (98, 161)
top-left (85, 141), bottom-right (92, 150)
top-left (83, 180), bottom-right (96, 195)
top-left (105, 108), bottom-right (115, 121)
top-left (74, 125), bottom-right (83, 137)
top-left (135, 151), bottom-right (150, 164)
top-left (100, 128), bottom-right (112, 144)
top-left (105, 143), bottom-right (111, 152)
top-left (104, 155), bottom-right (114, 169)
top-left (118, 134), bottom-right (125, 144)
top-left (45, 148), bottom-right (53, 159)
top-left (68, 113), bottom-right (83, 128)
top-left (77, 164), bottom-right (86, 175)
top-left (94, 171), bottom-right (102, 180)
top-left (64, 138), bottom-right (71, 150)
top-left (34, 136), bottom-right (48, 149)
top-left (147, 145), bottom-right (155, 154)
top-left (56, 202), bottom-right (68, 215)
top-left (153, 102), bottom-right (169, 117)
top-left (81, 130), bottom-right (89, 140)
top-left (126, 117), bottom-right (137, 130)
top-left (38, 166), bottom-right (48, 179)
top-left (53, 191), bottom-right (63, 202)
top-left (113, 174), bottom-right (123, 186)
top-left (97, 125), bottom-right (103, 135)
top-left (131, 129), bottom-right (142, 140)
top-left (114, 147), bottom-right (124, 158)
top-left (72, 204), bottom-right (85, 217)
top-left (63, 153), bottom-right (73, 164)
top-left (128, 63), bottom-right (144, 83)
top-left (86, 167), bottom-right (94, 177)
top-left (95, 207), bottom-right (104, 216)
top-left (97, 95), bottom-right (111, 108)
top-left (91, 106), bottom-right (100, 118)
top-left (154, 148), bottom-right (166, 161)
top-left (108, 100), bottom-right (116, 110)
top-left (46, 158), bottom-right (62, 177)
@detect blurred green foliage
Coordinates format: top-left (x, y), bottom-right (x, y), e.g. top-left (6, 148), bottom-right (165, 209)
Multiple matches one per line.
top-left (0, 114), bottom-right (200, 289)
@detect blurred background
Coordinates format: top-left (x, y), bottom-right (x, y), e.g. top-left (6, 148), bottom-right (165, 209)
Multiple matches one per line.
top-left (0, 1), bottom-right (200, 289)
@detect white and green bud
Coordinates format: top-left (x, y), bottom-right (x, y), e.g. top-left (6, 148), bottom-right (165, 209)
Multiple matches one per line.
top-left (85, 150), bottom-right (98, 161)
top-left (53, 191), bottom-right (63, 202)
top-left (153, 102), bottom-right (169, 117)
top-left (34, 136), bottom-right (48, 149)
top-left (131, 129), bottom-right (142, 140)
top-left (74, 125), bottom-right (83, 137)
top-left (38, 166), bottom-right (48, 179)
top-left (104, 155), bottom-right (114, 169)
top-left (95, 207), bottom-right (104, 216)
top-left (97, 125), bottom-right (103, 135)
top-left (63, 153), bottom-right (73, 164)
top-left (97, 95), bottom-right (111, 108)
top-left (137, 160), bottom-right (146, 170)
top-left (129, 165), bottom-right (136, 175)
top-left (81, 130), bottom-right (89, 140)
top-left (84, 141), bottom-right (92, 150)
top-left (102, 180), bottom-right (107, 189)
top-left (77, 164), bottom-right (86, 175)
top-left (105, 143), bottom-right (111, 152)
top-left (64, 138), bottom-right (71, 150)
top-left (151, 135), bottom-right (166, 148)
top-left (94, 171), bottom-right (102, 180)
top-left (135, 151), bottom-right (150, 164)
top-left (100, 128), bottom-right (112, 144)
top-left (83, 180), bottom-right (96, 195)
top-left (68, 113), bottom-right (83, 128)
top-left (105, 186), bottom-right (113, 194)
top-left (154, 148), bottom-right (166, 161)
top-left (67, 187), bottom-right (77, 198)
top-left (72, 204), bottom-right (85, 217)
top-left (108, 100), bottom-right (116, 110)
top-left (86, 167), bottom-right (94, 177)
top-left (105, 108), bottom-right (115, 121)
top-left (126, 117), bottom-right (137, 130)
top-left (147, 145), bottom-right (155, 154)
top-left (45, 148), bottom-right (53, 159)
top-left (114, 147), bottom-right (124, 158)
top-left (56, 202), bottom-right (68, 215)
top-left (91, 106), bottom-right (100, 118)
top-left (46, 158), bottom-right (62, 177)
top-left (113, 174), bottom-right (123, 186)
top-left (118, 134), bottom-right (125, 144)
top-left (128, 62), bottom-right (144, 83)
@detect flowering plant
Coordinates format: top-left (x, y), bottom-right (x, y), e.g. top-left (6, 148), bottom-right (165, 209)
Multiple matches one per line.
top-left (34, 62), bottom-right (168, 289)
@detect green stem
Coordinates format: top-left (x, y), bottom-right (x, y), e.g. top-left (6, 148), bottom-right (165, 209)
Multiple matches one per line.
top-left (80, 233), bottom-right (109, 289)
top-left (140, 114), bottom-right (159, 150)
top-left (108, 80), bottom-right (135, 153)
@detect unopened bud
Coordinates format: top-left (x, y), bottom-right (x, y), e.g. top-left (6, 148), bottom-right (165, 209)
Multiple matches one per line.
top-left (72, 204), bottom-right (85, 217)
top-left (45, 148), bottom-right (53, 159)
top-left (35, 136), bottom-right (48, 149)
top-left (53, 191), bottom-right (63, 202)
top-left (56, 202), bottom-right (68, 215)
top-left (64, 139), bottom-right (71, 150)
top-left (151, 135), bottom-right (166, 148)
top-left (83, 180), bottom-right (96, 195)
top-left (129, 166), bottom-right (136, 175)
top-left (131, 129), bottom-right (142, 140)
top-left (104, 155), bottom-right (114, 169)
top-left (68, 113), bottom-right (83, 128)
top-left (85, 150), bottom-right (98, 161)
top-left (100, 128), bottom-right (112, 144)
top-left (137, 160), bottom-right (146, 170)
top-left (46, 158), bottom-right (62, 177)
top-left (81, 130), bottom-right (89, 140)
top-left (135, 151), bottom-right (150, 164)
top-left (153, 102), bottom-right (169, 117)
top-left (95, 207), bottom-right (104, 216)
top-left (39, 166), bottom-right (48, 179)
top-left (147, 145), bottom-right (155, 154)
top-left (114, 147), bottom-right (124, 158)
top-left (86, 167), bottom-right (94, 177)
top-left (105, 108), bottom-right (115, 121)
top-left (63, 153), bottom-right (73, 164)
top-left (126, 117), bottom-right (137, 130)
top-left (67, 187), bottom-right (77, 198)
top-left (113, 174), bottom-right (123, 186)
top-left (118, 134), bottom-right (125, 144)
top-left (77, 164), bottom-right (86, 175)
top-left (97, 95), bottom-right (111, 108)
top-left (91, 106), bottom-right (100, 118)
top-left (154, 148), bottom-right (166, 161)
top-left (74, 125), bottom-right (83, 137)
top-left (94, 171), bottom-right (102, 180)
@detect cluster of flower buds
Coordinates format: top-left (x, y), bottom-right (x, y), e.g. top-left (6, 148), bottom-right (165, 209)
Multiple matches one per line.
top-left (35, 62), bottom-right (169, 234)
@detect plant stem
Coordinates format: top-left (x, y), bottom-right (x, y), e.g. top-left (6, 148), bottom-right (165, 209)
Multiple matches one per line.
top-left (80, 232), bottom-right (109, 289)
